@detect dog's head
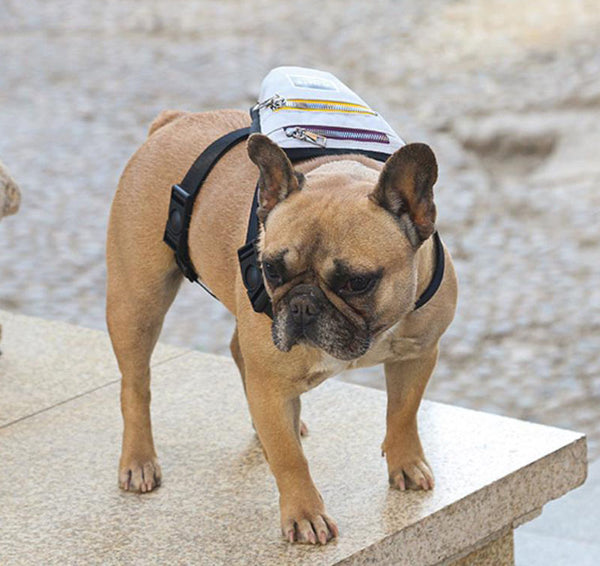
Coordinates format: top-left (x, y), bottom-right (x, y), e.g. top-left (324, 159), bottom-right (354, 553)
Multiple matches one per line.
top-left (247, 134), bottom-right (438, 361)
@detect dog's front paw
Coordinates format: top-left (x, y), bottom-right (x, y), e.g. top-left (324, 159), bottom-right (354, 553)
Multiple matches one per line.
top-left (387, 455), bottom-right (434, 491)
top-left (280, 493), bottom-right (339, 545)
top-left (383, 429), bottom-right (434, 491)
top-left (119, 456), bottom-right (162, 493)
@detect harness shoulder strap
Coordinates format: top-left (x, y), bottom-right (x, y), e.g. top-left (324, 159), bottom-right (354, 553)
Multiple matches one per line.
top-left (163, 127), bottom-right (251, 286)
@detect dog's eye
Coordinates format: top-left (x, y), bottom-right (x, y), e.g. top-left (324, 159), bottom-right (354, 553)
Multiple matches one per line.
top-left (263, 262), bottom-right (283, 285)
top-left (340, 276), bottom-right (374, 295)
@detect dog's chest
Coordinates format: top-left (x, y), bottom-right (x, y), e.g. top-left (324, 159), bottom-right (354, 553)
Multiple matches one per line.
top-left (304, 323), bottom-right (424, 386)
top-left (352, 323), bottom-right (424, 368)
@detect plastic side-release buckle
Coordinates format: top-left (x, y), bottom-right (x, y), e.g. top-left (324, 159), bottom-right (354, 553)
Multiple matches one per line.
top-left (237, 240), bottom-right (273, 317)
top-left (163, 184), bottom-right (198, 282)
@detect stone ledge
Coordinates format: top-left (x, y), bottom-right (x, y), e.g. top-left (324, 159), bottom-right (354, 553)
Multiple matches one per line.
top-left (0, 312), bottom-right (587, 565)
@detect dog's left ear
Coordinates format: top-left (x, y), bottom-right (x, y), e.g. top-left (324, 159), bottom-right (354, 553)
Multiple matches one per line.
top-left (370, 143), bottom-right (438, 245)
top-left (247, 134), bottom-right (304, 222)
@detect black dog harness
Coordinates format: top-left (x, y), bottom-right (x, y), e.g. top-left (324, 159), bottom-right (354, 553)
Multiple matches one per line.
top-left (163, 122), bottom-right (445, 319)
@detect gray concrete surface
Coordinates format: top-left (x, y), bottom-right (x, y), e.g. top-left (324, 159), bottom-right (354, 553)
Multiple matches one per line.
top-left (0, 0), bottom-right (598, 459)
top-left (0, 313), bottom-right (587, 565)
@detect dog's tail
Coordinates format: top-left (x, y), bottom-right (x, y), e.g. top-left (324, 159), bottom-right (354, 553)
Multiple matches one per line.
top-left (148, 110), bottom-right (187, 137)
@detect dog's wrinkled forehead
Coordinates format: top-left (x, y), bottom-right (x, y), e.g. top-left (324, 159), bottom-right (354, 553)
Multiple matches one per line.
top-left (261, 186), bottom-right (407, 279)
top-left (261, 208), bottom-right (321, 276)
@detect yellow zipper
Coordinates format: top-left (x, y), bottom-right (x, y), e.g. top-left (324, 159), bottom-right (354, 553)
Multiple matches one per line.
top-left (276, 98), bottom-right (377, 115)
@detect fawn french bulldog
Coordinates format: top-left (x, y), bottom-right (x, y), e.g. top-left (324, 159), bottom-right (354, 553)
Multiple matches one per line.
top-left (106, 109), bottom-right (457, 544)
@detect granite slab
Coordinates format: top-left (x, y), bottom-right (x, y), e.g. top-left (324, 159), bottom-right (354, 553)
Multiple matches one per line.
top-left (0, 348), bottom-right (586, 565)
top-left (0, 309), bottom-right (187, 427)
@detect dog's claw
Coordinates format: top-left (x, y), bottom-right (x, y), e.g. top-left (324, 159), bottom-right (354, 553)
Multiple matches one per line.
top-left (390, 471), bottom-right (406, 491)
top-left (122, 469), bottom-right (132, 491)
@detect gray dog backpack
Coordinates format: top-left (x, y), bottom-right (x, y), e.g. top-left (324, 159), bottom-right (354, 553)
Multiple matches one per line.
top-left (163, 66), bottom-right (444, 318)
top-left (253, 66), bottom-right (405, 155)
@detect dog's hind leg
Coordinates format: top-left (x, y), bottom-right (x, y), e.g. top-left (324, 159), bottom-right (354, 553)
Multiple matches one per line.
top-left (106, 199), bottom-right (182, 493)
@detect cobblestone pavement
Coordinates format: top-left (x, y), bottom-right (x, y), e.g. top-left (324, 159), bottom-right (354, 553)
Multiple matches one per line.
top-left (1, 1), bottom-right (599, 457)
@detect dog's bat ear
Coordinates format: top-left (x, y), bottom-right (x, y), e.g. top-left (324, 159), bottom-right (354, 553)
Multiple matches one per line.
top-left (247, 134), bottom-right (304, 222)
top-left (370, 143), bottom-right (437, 245)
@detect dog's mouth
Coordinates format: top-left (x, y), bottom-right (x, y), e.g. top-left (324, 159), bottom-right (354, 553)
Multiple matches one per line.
top-left (271, 304), bottom-right (371, 361)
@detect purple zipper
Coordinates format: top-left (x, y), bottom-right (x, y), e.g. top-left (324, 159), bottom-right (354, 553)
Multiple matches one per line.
top-left (285, 125), bottom-right (390, 145)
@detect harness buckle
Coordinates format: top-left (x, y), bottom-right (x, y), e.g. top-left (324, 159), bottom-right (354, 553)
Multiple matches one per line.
top-left (163, 184), bottom-right (198, 282)
top-left (237, 240), bottom-right (272, 316)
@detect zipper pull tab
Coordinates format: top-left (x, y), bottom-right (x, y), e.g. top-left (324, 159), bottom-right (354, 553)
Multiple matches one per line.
top-left (285, 127), bottom-right (327, 148)
top-left (253, 94), bottom-right (286, 112)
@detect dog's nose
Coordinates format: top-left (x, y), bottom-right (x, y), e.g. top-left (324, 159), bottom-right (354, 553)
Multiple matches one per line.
top-left (289, 294), bottom-right (320, 325)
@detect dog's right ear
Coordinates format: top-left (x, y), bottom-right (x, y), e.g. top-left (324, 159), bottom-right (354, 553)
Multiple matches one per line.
top-left (370, 143), bottom-right (438, 246)
top-left (247, 134), bottom-right (304, 222)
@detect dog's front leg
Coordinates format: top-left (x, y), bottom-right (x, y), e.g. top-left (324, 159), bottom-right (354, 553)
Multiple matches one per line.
top-left (244, 367), bottom-right (338, 545)
top-left (382, 347), bottom-right (438, 491)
